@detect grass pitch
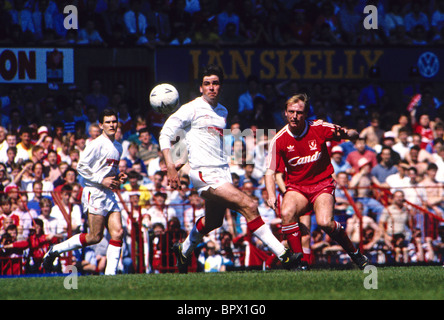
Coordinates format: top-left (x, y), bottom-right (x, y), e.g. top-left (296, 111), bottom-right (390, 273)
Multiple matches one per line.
top-left (1, 266), bottom-right (442, 300)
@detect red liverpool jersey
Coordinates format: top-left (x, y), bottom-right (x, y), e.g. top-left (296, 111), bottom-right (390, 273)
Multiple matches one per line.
top-left (267, 120), bottom-right (338, 185)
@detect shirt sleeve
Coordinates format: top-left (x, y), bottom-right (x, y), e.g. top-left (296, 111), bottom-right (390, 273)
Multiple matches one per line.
top-left (76, 142), bottom-right (103, 185)
top-left (266, 137), bottom-right (281, 173)
top-left (159, 104), bottom-right (193, 151)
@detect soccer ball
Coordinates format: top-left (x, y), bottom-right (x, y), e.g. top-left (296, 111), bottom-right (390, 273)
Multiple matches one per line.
top-left (149, 83), bottom-right (179, 114)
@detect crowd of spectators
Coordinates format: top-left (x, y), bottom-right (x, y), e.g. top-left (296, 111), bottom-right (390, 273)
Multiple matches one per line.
top-left (1, 0), bottom-right (444, 48)
top-left (0, 69), bottom-right (443, 275)
top-left (1, 0), bottom-right (444, 275)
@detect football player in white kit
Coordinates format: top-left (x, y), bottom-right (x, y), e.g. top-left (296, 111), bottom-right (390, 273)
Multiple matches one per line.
top-left (43, 109), bottom-right (127, 275)
top-left (159, 64), bottom-right (302, 273)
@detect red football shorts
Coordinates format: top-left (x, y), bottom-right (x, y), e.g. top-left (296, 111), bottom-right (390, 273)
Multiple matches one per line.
top-left (286, 177), bottom-right (336, 208)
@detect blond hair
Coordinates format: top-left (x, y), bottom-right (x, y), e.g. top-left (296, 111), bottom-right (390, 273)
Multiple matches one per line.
top-left (286, 93), bottom-right (309, 111)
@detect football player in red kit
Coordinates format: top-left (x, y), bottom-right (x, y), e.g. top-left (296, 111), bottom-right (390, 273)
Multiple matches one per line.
top-left (265, 93), bottom-right (369, 269)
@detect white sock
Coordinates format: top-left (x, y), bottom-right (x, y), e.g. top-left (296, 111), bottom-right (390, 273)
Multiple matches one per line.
top-left (104, 243), bottom-right (122, 275)
top-left (182, 224), bottom-right (204, 257)
top-left (253, 224), bottom-right (286, 259)
top-left (53, 234), bottom-right (83, 254)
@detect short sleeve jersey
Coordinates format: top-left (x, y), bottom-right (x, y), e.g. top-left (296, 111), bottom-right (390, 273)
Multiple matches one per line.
top-left (267, 120), bottom-right (338, 185)
top-left (159, 97), bottom-right (229, 169)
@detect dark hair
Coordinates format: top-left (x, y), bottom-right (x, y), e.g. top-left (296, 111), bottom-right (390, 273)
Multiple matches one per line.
top-left (62, 167), bottom-right (77, 179)
top-left (61, 184), bottom-right (73, 192)
top-left (33, 218), bottom-right (44, 228)
top-left (138, 127), bottom-right (150, 135)
top-left (427, 162), bottom-right (438, 171)
top-left (199, 64), bottom-right (224, 85)
top-left (154, 192), bottom-right (167, 199)
top-left (127, 170), bottom-right (141, 180)
top-left (0, 194), bottom-right (11, 205)
top-left (99, 108), bottom-right (118, 124)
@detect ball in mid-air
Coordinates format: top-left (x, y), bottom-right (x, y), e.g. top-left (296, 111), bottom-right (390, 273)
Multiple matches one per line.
top-left (149, 83), bottom-right (179, 114)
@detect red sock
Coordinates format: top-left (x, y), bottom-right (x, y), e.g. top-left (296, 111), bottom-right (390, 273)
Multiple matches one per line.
top-left (79, 233), bottom-right (87, 246)
top-left (301, 248), bottom-right (314, 265)
top-left (247, 216), bottom-right (265, 233)
top-left (196, 216), bottom-right (205, 233)
top-left (109, 239), bottom-right (123, 247)
top-left (282, 223), bottom-right (303, 254)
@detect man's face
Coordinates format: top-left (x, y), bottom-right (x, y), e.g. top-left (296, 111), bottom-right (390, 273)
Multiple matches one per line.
top-left (285, 101), bottom-right (306, 132)
top-left (129, 177), bottom-right (138, 188)
top-left (47, 152), bottom-right (58, 165)
top-left (65, 171), bottom-right (76, 183)
top-left (427, 168), bottom-right (437, 180)
top-left (100, 115), bottom-right (118, 137)
top-left (381, 149), bottom-right (392, 163)
top-left (33, 183), bottom-right (43, 196)
top-left (200, 75), bottom-right (221, 106)
top-left (20, 132), bottom-right (31, 145)
top-left (6, 135), bottom-right (16, 146)
top-left (33, 149), bottom-right (45, 161)
top-left (355, 140), bottom-right (366, 153)
top-left (139, 132), bottom-right (150, 144)
top-left (332, 153), bottom-right (342, 162)
top-left (7, 149), bottom-right (16, 160)
top-left (398, 131), bottom-right (408, 143)
top-left (1, 202), bottom-right (11, 215)
top-left (62, 191), bottom-right (70, 204)
top-left (153, 174), bottom-right (163, 187)
top-left (393, 191), bottom-right (404, 206)
top-left (419, 114), bottom-right (429, 127)
top-left (154, 195), bottom-right (165, 206)
top-left (336, 173), bottom-right (348, 186)
top-left (17, 195), bottom-right (27, 211)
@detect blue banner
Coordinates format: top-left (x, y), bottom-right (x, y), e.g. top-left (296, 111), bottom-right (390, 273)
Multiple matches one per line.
top-left (155, 47), bottom-right (442, 83)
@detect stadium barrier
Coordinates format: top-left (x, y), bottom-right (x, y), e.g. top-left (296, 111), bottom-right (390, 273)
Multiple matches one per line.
top-left (0, 184), bottom-right (443, 275)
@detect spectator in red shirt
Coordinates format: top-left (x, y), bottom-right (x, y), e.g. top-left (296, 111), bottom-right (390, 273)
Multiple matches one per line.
top-left (0, 195), bottom-right (20, 230)
top-left (346, 137), bottom-right (378, 174)
top-left (411, 113), bottom-right (434, 150)
top-left (3, 218), bottom-right (58, 273)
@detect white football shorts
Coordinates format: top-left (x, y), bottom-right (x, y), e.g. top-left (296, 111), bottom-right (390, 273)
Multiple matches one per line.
top-left (82, 186), bottom-right (120, 216)
top-left (189, 165), bottom-right (233, 195)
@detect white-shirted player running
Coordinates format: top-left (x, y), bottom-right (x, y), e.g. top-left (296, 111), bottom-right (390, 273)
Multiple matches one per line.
top-left (159, 64), bottom-right (301, 273)
top-left (43, 109), bottom-right (127, 275)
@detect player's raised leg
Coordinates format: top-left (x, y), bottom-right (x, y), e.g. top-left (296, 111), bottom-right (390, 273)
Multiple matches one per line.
top-left (208, 183), bottom-right (302, 267)
top-left (174, 198), bottom-right (225, 273)
top-left (43, 213), bottom-right (106, 272)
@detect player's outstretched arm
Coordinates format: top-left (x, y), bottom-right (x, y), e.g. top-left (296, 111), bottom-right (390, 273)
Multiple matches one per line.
top-left (334, 125), bottom-right (359, 142)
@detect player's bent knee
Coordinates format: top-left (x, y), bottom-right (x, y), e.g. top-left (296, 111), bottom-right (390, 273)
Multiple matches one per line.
top-left (280, 209), bottom-right (294, 222)
top-left (317, 219), bottom-right (334, 232)
top-left (87, 233), bottom-right (103, 245)
top-left (111, 228), bottom-right (124, 241)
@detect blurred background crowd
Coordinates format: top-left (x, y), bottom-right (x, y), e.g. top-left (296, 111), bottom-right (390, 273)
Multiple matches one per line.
top-left (0, 0), bottom-right (443, 275)
top-left (1, 0), bottom-right (444, 47)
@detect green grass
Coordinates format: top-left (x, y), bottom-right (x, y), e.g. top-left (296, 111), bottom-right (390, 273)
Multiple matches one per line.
top-left (1, 266), bottom-right (442, 300)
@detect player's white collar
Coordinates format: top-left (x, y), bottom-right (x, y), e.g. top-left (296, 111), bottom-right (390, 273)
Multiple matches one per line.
top-left (200, 96), bottom-right (220, 109)
top-left (285, 121), bottom-right (308, 138)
